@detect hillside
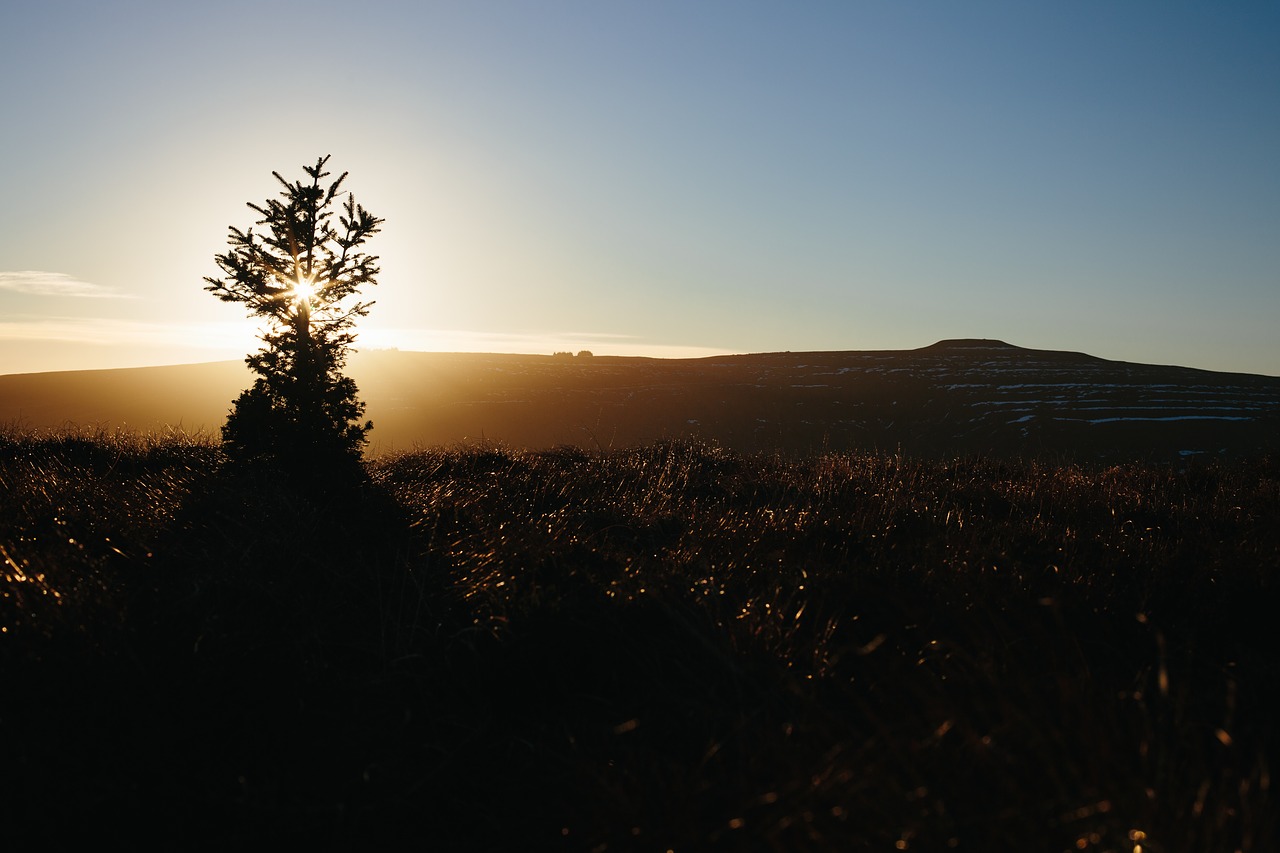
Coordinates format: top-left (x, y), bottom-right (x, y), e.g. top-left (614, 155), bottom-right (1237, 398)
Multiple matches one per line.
top-left (2, 340), bottom-right (1277, 461)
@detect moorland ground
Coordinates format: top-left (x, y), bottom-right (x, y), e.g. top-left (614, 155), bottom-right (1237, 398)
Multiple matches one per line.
top-left (2, 429), bottom-right (1277, 850)
top-left (5, 343), bottom-right (1278, 463)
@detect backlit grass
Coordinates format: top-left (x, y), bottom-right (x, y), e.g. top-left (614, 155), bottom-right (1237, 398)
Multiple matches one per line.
top-left (2, 427), bottom-right (1276, 849)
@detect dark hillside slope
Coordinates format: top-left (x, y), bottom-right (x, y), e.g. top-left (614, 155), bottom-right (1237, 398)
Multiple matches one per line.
top-left (0, 360), bottom-right (247, 436)
top-left (2, 341), bottom-right (1277, 461)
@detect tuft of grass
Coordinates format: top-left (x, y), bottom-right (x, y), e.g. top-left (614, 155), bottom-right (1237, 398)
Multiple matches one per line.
top-left (2, 431), bottom-right (1276, 849)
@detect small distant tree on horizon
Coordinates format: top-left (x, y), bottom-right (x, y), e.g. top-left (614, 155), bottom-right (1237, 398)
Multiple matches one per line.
top-left (204, 155), bottom-right (383, 475)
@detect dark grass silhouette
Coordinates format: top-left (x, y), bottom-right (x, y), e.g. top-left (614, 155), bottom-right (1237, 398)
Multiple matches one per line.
top-left (2, 427), bottom-right (1277, 849)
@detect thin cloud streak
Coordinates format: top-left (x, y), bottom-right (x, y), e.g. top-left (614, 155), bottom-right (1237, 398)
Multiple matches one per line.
top-left (360, 327), bottom-right (733, 359)
top-left (0, 271), bottom-right (134, 299)
top-left (0, 316), bottom-right (258, 349)
top-left (0, 316), bottom-right (729, 363)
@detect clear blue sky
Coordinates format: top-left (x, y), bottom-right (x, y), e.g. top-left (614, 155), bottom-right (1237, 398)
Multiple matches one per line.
top-left (2, 0), bottom-right (1277, 375)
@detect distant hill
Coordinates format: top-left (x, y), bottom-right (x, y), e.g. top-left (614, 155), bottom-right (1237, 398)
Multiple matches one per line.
top-left (3, 341), bottom-right (1278, 461)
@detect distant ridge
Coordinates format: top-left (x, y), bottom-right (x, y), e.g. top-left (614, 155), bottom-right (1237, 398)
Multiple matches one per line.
top-left (2, 344), bottom-right (1278, 461)
top-left (918, 338), bottom-right (1021, 350)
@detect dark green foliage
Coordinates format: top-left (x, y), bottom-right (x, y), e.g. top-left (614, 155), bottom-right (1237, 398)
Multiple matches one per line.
top-left (2, 431), bottom-right (1278, 849)
top-left (205, 155), bottom-right (381, 471)
top-left (222, 351), bottom-right (370, 482)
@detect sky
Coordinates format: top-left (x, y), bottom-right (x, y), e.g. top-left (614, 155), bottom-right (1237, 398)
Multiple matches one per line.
top-left (2, 0), bottom-right (1277, 376)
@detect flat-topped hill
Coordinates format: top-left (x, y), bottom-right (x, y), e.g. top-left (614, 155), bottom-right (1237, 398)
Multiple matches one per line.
top-left (3, 342), bottom-right (1277, 461)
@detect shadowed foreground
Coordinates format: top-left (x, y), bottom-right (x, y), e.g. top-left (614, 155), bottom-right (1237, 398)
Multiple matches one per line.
top-left (2, 430), bottom-right (1277, 849)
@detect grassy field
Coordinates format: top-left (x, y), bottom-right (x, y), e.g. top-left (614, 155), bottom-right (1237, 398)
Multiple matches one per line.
top-left (2, 428), bottom-right (1277, 850)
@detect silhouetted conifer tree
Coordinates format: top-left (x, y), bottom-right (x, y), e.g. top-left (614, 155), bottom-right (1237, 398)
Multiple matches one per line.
top-left (205, 155), bottom-right (383, 475)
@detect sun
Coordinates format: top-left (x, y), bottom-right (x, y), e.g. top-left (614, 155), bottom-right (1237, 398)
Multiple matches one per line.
top-left (291, 274), bottom-right (318, 306)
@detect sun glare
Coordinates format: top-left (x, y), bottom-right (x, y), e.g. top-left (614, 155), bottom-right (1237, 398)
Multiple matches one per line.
top-left (291, 275), bottom-right (318, 306)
